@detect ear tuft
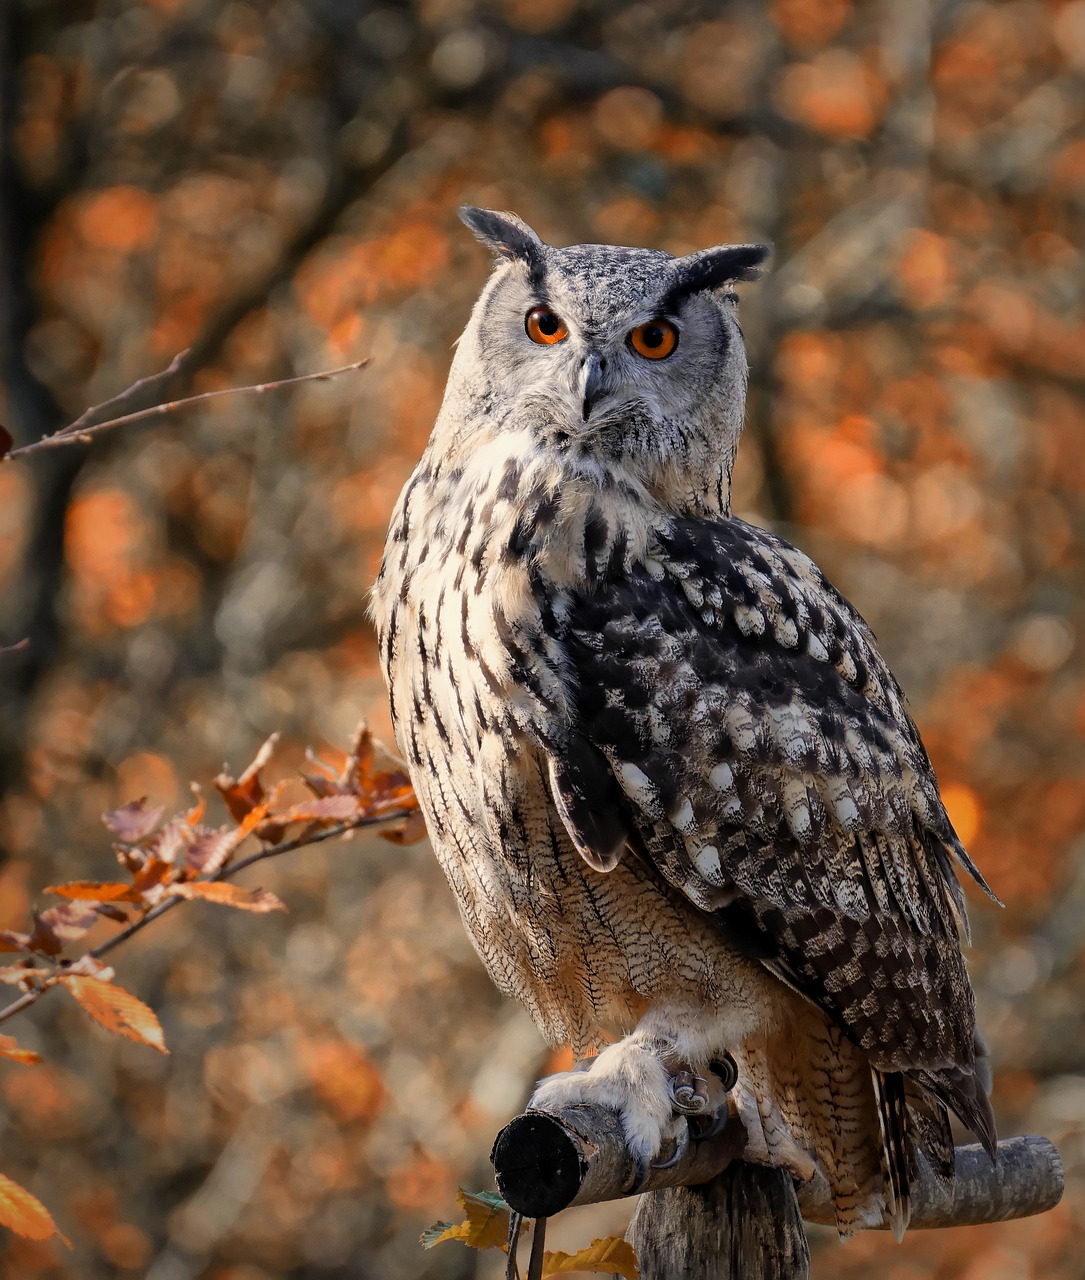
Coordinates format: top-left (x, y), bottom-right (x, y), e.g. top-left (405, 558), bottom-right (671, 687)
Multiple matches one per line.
top-left (459, 206), bottom-right (545, 265)
top-left (672, 243), bottom-right (771, 297)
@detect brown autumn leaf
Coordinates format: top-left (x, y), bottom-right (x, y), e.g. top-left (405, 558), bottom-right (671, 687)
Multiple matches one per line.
top-left (379, 809), bottom-right (429, 845)
top-left (214, 732), bottom-right (280, 822)
top-left (102, 799), bottom-right (165, 844)
top-left (0, 965), bottom-right (38, 986)
top-left (147, 817), bottom-right (193, 865)
top-left (60, 976), bottom-right (168, 1053)
top-left (172, 882), bottom-right (286, 912)
top-left (28, 903), bottom-right (100, 956)
top-left (542, 1237), bottom-right (639, 1278)
top-left (44, 881), bottom-right (143, 903)
top-left (0, 1035), bottom-right (41, 1065)
top-left (342, 721), bottom-right (375, 794)
top-left (184, 826), bottom-right (242, 876)
top-left (273, 795), bottom-right (361, 825)
top-left (420, 1189), bottom-right (510, 1252)
top-left (0, 1171), bottom-right (68, 1245)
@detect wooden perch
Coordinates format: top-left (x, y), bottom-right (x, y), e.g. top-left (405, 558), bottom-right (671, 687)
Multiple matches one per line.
top-left (491, 1102), bottom-right (1063, 1229)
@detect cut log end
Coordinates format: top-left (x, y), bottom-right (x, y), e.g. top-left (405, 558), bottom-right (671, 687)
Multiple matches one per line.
top-left (491, 1101), bottom-right (1064, 1232)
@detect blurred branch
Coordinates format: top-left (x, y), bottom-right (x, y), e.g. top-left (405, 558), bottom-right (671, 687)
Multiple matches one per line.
top-left (3, 357), bottom-right (370, 461)
top-left (0, 806), bottom-right (412, 1030)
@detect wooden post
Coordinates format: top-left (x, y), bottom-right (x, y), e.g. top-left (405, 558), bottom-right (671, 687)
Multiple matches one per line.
top-left (629, 1164), bottom-right (809, 1280)
top-left (491, 1103), bottom-right (1064, 1280)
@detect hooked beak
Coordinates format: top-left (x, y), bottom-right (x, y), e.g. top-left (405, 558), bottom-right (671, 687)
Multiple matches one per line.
top-left (579, 352), bottom-right (606, 421)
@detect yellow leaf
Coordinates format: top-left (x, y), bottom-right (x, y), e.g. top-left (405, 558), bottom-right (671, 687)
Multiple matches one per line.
top-left (421, 1189), bottom-right (510, 1252)
top-left (0, 1035), bottom-right (40, 1065)
top-left (172, 882), bottom-right (286, 912)
top-left (44, 881), bottom-right (142, 902)
top-left (61, 976), bottom-right (168, 1053)
top-left (0, 1172), bottom-right (69, 1245)
top-left (542, 1237), bottom-right (639, 1278)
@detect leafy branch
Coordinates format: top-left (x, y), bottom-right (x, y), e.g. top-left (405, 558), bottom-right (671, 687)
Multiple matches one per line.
top-left (0, 724), bottom-right (420, 1243)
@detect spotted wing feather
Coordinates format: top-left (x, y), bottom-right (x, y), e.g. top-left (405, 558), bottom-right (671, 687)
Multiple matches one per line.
top-left (553, 515), bottom-right (995, 1153)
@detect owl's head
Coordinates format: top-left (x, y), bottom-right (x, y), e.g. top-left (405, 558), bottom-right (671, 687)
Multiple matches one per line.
top-left (443, 206), bottom-right (768, 515)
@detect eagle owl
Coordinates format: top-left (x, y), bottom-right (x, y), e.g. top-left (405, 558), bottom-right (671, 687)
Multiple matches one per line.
top-left (371, 207), bottom-right (996, 1235)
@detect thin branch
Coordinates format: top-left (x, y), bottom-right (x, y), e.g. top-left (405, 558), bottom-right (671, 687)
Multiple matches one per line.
top-left (3, 359), bottom-right (370, 461)
top-left (53, 350), bottom-right (188, 440)
top-left (0, 639), bottom-right (28, 658)
top-left (0, 807), bottom-right (412, 1027)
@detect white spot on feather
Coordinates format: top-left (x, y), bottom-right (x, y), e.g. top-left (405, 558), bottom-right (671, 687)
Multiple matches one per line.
top-left (807, 632), bottom-right (829, 662)
top-left (726, 703), bottom-right (758, 753)
top-left (620, 763), bottom-right (657, 805)
top-left (694, 844), bottom-right (721, 878)
top-left (776, 617), bottom-right (799, 648)
top-left (671, 796), bottom-right (695, 832)
top-left (734, 605), bottom-right (765, 637)
top-left (710, 762), bottom-right (734, 792)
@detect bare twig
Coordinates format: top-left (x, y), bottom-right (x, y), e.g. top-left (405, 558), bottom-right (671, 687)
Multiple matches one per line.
top-left (0, 807), bottom-right (411, 1027)
top-left (0, 639), bottom-right (28, 658)
top-left (2, 359), bottom-right (370, 461)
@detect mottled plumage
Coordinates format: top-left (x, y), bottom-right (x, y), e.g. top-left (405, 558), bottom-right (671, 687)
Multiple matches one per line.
top-left (372, 207), bottom-right (996, 1236)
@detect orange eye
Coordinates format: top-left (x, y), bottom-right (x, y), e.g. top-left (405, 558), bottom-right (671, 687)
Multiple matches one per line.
top-left (525, 306), bottom-right (568, 345)
top-left (629, 318), bottom-right (679, 360)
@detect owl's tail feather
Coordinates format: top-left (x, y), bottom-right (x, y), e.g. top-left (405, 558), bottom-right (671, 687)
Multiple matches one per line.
top-left (872, 1069), bottom-right (915, 1241)
top-left (903, 1077), bottom-right (955, 1185)
top-left (913, 1061), bottom-right (997, 1161)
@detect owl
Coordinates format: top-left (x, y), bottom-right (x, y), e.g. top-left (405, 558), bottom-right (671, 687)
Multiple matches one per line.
top-left (371, 207), bottom-right (997, 1236)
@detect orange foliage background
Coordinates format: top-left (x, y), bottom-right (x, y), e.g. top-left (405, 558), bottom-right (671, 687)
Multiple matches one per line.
top-left (0, 0), bottom-right (1083, 1276)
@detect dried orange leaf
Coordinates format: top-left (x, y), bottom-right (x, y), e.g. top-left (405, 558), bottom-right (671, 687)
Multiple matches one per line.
top-left (542, 1237), bottom-right (639, 1278)
top-left (215, 733), bottom-right (279, 822)
top-left (0, 1035), bottom-right (40, 1065)
top-left (421, 1189), bottom-right (510, 1252)
top-left (44, 881), bottom-right (142, 903)
top-left (102, 799), bottom-right (165, 844)
top-left (0, 1172), bottom-right (68, 1244)
top-left (172, 882), bottom-right (286, 912)
top-left (184, 785), bottom-right (206, 826)
top-left (61, 976), bottom-right (168, 1053)
top-left (132, 856), bottom-right (174, 896)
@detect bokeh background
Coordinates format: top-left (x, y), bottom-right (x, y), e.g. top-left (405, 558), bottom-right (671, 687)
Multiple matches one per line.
top-left (1, 0), bottom-right (1083, 1276)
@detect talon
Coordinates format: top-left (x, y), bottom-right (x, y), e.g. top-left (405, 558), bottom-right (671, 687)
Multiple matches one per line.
top-left (669, 1068), bottom-right (709, 1115)
top-left (708, 1053), bottom-right (739, 1092)
top-left (629, 1151), bottom-right (649, 1194)
top-left (650, 1117), bottom-right (690, 1170)
top-left (690, 1105), bottom-right (730, 1143)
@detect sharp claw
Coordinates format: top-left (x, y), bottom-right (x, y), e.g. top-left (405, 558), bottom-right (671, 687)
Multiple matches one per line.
top-left (650, 1117), bottom-right (690, 1170)
top-left (691, 1105), bottom-right (730, 1143)
top-left (708, 1053), bottom-right (739, 1092)
top-left (628, 1151), bottom-right (649, 1194)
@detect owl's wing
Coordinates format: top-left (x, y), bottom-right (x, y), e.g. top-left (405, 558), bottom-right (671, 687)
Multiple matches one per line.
top-left (549, 514), bottom-right (996, 1151)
